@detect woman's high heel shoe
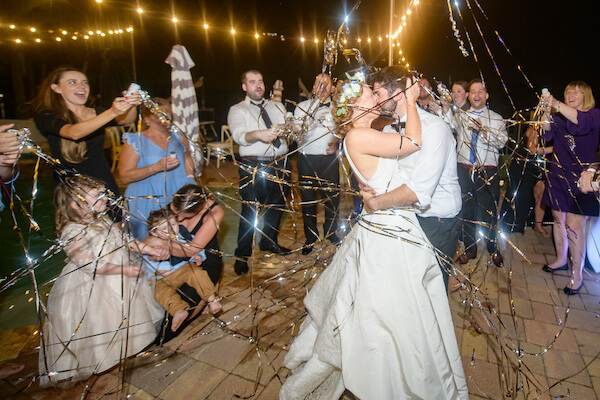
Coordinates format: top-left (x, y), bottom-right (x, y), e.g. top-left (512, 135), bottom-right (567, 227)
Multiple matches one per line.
top-left (542, 263), bottom-right (568, 273)
top-left (564, 280), bottom-right (584, 295)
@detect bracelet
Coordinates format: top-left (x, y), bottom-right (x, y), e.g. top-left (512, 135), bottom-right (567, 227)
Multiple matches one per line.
top-left (556, 102), bottom-right (561, 113)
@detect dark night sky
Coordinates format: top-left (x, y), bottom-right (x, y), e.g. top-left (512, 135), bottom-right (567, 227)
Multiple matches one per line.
top-left (0, 0), bottom-right (597, 125)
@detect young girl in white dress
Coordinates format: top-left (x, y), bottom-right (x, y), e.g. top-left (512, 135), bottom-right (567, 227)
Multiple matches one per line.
top-left (280, 73), bottom-right (468, 399)
top-left (39, 175), bottom-right (166, 387)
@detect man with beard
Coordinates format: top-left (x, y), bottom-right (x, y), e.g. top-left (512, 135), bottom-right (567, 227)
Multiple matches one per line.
top-left (228, 69), bottom-right (291, 275)
top-left (454, 78), bottom-right (508, 267)
top-left (361, 66), bottom-right (462, 290)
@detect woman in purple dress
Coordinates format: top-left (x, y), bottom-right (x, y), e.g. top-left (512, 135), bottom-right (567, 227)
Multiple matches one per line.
top-left (541, 81), bottom-right (600, 295)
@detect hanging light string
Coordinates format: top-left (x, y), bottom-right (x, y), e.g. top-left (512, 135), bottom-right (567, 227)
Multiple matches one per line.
top-left (446, 0), bottom-right (469, 56)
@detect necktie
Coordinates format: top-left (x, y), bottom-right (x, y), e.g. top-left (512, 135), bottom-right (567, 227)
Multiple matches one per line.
top-left (391, 121), bottom-right (406, 133)
top-left (252, 101), bottom-right (281, 148)
top-left (469, 110), bottom-right (484, 164)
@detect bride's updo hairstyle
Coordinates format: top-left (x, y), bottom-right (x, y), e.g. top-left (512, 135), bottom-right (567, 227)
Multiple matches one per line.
top-left (332, 80), bottom-right (365, 138)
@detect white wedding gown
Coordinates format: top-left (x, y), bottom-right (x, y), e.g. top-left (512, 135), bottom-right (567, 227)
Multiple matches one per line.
top-left (280, 147), bottom-right (469, 400)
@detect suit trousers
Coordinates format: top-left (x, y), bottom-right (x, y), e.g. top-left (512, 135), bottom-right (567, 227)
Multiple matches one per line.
top-left (297, 153), bottom-right (340, 244)
top-left (417, 213), bottom-right (462, 291)
top-left (457, 164), bottom-right (500, 254)
top-left (235, 158), bottom-right (290, 258)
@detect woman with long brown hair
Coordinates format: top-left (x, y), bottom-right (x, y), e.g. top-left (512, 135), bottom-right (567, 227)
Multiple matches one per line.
top-left (32, 66), bottom-right (139, 220)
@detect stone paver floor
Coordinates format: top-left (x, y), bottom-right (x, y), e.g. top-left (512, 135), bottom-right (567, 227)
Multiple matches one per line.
top-left (2, 161), bottom-right (600, 399)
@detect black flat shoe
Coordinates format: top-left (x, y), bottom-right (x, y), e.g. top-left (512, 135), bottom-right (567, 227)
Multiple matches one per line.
top-left (542, 263), bottom-right (568, 273)
top-left (301, 243), bottom-right (314, 255)
top-left (564, 281), bottom-right (584, 295)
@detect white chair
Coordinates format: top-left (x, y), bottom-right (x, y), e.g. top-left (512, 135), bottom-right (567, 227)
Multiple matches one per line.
top-left (206, 125), bottom-right (236, 168)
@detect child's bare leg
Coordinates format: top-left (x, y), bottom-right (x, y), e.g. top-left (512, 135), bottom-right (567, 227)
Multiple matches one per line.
top-left (171, 310), bottom-right (189, 332)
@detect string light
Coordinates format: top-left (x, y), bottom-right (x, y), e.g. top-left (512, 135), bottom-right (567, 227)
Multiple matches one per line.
top-left (35, 38), bottom-right (41, 43)
top-left (15, 38), bottom-right (21, 43)
top-left (203, 23), bottom-right (209, 29)
top-left (62, 30), bottom-right (67, 35)
top-left (137, 8), bottom-right (143, 14)
top-left (231, 28), bottom-right (235, 34)
top-left (9, 24), bottom-right (16, 29)
top-left (172, 17), bottom-right (178, 23)
top-left (254, 33), bottom-right (259, 39)
top-left (30, 27), bottom-right (36, 32)
top-left (300, 37), bottom-right (305, 42)
top-left (55, 37), bottom-right (61, 41)
top-left (314, 38), bottom-right (318, 43)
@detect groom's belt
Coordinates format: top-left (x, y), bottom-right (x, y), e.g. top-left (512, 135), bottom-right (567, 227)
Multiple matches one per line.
top-left (458, 163), bottom-right (496, 171)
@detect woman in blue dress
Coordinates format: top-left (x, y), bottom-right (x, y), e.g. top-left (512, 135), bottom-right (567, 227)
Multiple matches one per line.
top-left (119, 98), bottom-right (196, 239)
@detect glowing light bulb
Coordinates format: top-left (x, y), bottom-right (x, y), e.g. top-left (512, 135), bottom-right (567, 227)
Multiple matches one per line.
top-left (137, 8), bottom-right (143, 13)
top-left (172, 17), bottom-right (178, 23)
top-left (30, 27), bottom-right (36, 32)
top-left (72, 36), bottom-right (78, 40)
top-left (402, 16), bottom-right (406, 21)
top-left (344, 15), bottom-right (349, 23)
top-left (89, 31), bottom-right (94, 35)
top-left (62, 30), bottom-right (67, 35)
top-left (414, 0), bottom-right (420, 4)
top-left (15, 38), bottom-right (21, 43)
top-left (84, 35), bottom-right (89, 39)
top-left (314, 38), bottom-right (318, 43)
top-left (378, 36), bottom-right (382, 41)
top-left (35, 38), bottom-right (41, 43)
top-left (357, 38), bottom-right (361, 42)
top-left (108, 30), bottom-right (113, 34)
top-left (367, 38), bottom-right (371, 43)
top-left (96, 30), bottom-right (101, 34)
top-left (254, 33), bottom-right (259, 38)
top-left (100, 32), bottom-right (105, 36)
top-left (407, 9), bottom-right (412, 15)
top-left (9, 24), bottom-right (15, 29)
top-left (231, 28), bottom-right (236, 34)
top-left (203, 23), bottom-right (209, 29)
top-left (95, 0), bottom-right (102, 3)
top-left (403, 21), bottom-right (406, 26)
top-left (56, 37), bottom-right (61, 41)
top-left (300, 37), bottom-right (305, 42)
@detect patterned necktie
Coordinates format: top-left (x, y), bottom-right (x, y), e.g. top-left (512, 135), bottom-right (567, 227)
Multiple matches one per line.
top-left (252, 101), bottom-right (281, 148)
top-left (469, 110), bottom-right (484, 164)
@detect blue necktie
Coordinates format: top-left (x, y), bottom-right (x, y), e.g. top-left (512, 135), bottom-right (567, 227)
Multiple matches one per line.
top-left (469, 110), bottom-right (484, 164)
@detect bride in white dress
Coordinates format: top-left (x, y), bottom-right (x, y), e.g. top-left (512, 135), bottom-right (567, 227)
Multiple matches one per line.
top-left (280, 75), bottom-right (468, 399)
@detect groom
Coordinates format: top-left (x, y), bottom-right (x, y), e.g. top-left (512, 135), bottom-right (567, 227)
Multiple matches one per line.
top-left (360, 66), bottom-right (462, 290)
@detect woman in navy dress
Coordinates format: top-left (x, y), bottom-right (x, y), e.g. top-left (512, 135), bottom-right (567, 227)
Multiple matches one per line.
top-left (541, 81), bottom-right (600, 295)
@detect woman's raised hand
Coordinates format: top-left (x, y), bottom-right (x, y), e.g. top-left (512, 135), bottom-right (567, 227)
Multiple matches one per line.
top-left (111, 97), bottom-right (134, 116)
top-left (123, 90), bottom-right (142, 107)
top-left (152, 155), bottom-right (180, 173)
